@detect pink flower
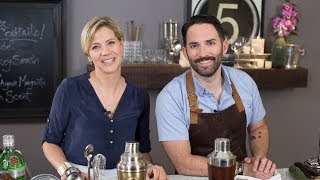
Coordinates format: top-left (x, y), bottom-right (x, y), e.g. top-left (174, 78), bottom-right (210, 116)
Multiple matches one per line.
top-left (282, 3), bottom-right (293, 12)
top-left (271, 0), bottom-right (299, 39)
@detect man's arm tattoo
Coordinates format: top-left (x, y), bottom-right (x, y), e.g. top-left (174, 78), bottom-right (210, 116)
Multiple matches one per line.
top-left (249, 131), bottom-right (262, 141)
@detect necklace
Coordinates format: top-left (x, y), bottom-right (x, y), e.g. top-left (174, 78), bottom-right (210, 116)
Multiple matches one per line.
top-left (90, 76), bottom-right (125, 118)
top-left (104, 83), bottom-right (123, 117)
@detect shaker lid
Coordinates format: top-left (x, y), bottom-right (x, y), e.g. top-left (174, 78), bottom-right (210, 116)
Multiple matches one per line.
top-left (215, 138), bottom-right (231, 152)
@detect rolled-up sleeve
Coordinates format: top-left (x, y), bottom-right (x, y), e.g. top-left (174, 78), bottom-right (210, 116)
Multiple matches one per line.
top-left (43, 79), bottom-right (70, 145)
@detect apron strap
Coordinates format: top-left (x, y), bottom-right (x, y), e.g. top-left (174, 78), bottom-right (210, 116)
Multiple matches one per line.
top-left (231, 83), bottom-right (245, 112)
top-left (186, 70), bottom-right (203, 124)
top-left (186, 70), bottom-right (245, 124)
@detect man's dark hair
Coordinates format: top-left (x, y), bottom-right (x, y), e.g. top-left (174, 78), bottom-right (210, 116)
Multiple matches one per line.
top-left (182, 15), bottom-right (225, 46)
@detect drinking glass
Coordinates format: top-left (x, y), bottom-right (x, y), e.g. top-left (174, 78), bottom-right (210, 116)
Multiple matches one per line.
top-left (230, 37), bottom-right (248, 68)
top-left (142, 49), bottom-right (154, 64)
top-left (123, 41), bottom-right (142, 64)
top-left (154, 49), bottom-right (166, 64)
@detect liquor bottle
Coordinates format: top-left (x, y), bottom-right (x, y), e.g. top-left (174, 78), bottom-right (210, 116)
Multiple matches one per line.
top-left (0, 135), bottom-right (26, 180)
top-left (271, 25), bottom-right (287, 68)
top-left (0, 172), bottom-right (13, 180)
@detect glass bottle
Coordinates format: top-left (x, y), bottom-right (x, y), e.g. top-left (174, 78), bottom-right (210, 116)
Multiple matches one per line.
top-left (0, 135), bottom-right (26, 180)
top-left (271, 26), bottom-right (287, 68)
top-left (0, 172), bottom-right (13, 180)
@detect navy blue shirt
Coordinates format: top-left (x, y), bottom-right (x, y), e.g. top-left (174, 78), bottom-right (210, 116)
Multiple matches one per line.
top-left (43, 73), bottom-right (151, 169)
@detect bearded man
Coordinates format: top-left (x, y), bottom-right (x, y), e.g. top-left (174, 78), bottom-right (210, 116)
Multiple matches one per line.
top-left (155, 15), bottom-right (276, 179)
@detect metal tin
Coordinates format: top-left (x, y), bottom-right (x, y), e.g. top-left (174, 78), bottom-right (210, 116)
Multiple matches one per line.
top-left (285, 44), bottom-right (305, 69)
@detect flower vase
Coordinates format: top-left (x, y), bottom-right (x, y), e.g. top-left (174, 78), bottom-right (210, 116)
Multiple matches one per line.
top-left (271, 32), bottom-right (287, 68)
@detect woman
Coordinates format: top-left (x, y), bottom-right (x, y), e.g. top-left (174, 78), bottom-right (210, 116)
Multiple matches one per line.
top-left (42, 16), bottom-right (167, 180)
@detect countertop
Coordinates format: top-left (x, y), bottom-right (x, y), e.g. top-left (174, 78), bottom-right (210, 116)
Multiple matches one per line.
top-left (60, 164), bottom-right (294, 180)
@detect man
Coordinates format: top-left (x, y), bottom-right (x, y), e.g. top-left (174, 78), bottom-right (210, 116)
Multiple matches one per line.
top-left (155, 15), bottom-right (276, 179)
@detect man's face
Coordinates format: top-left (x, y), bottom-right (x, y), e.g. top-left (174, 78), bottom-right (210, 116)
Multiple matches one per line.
top-left (183, 23), bottom-right (228, 77)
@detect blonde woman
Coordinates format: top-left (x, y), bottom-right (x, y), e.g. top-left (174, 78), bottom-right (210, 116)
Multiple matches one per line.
top-left (43, 16), bottom-right (167, 180)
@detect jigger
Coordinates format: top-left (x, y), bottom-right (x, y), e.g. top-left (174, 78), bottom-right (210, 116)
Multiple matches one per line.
top-left (84, 144), bottom-right (94, 180)
top-left (92, 154), bottom-right (106, 180)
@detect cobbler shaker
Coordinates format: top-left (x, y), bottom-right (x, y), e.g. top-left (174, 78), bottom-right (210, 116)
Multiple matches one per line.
top-left (207, 138), bottom-right (236, 180)
top-left (116, 141), bottom-right (147, 180)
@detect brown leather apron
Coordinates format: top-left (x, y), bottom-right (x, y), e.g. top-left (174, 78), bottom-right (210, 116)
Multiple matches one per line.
top-left (186, 71), bottom-right (247, 161)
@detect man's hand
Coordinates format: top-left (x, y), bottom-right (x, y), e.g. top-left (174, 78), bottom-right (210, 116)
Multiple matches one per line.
top-left (146, 164), bottom-right (168, 180)
top-left (243, 156), bottom-right (276, 179)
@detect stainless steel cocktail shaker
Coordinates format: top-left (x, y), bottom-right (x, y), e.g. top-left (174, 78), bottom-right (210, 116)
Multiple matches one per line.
top-left (116, 141), bottom-right (147, 180)
top-left (207, 138), bottom-right (236, 180)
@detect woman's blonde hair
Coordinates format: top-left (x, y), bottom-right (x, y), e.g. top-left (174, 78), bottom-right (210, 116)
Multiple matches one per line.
top-left (80, 16), bottom-right (124, 57)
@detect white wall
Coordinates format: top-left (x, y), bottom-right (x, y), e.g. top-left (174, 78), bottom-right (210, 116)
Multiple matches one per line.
top-left (0, 0), bottom-right (319, 176)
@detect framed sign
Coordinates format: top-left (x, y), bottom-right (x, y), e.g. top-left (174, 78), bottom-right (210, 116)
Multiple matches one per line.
top-left (0, 0), bottom-right (62, 118)
top-left (187, 0), bottom-right (264, 45)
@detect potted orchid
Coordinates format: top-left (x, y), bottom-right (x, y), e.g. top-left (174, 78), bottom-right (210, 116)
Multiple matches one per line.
top-left (271, 0), bottom-right (299, 44)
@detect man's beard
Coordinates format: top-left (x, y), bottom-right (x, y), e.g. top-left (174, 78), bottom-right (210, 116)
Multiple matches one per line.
top-left (188, 53), bottom-right (223, 77)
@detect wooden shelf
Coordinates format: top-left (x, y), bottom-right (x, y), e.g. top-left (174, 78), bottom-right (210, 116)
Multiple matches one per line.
top-left (121, 64), bottom-right (308, 90)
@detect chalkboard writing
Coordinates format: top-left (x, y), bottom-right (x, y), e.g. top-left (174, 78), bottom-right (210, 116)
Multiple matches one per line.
top-left (0, 1), bottom-right (62, 118)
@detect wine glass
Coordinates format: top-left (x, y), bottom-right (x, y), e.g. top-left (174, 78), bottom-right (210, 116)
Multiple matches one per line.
top-left (230, 37), bottom-right (248, 68)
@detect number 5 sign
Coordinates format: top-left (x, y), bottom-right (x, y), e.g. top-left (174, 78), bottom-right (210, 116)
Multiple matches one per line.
top-left (187, 0), bottom-right (264, 44)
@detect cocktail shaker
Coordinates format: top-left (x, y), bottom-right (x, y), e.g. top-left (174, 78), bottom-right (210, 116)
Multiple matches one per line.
top-left (116, 141), bottom-right (147, 180)
top-left (207, 138), bottom-right (236, 180)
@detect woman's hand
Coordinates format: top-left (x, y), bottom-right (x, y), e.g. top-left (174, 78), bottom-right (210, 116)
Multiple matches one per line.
top-left (243, 156), bottom-right (276, 180)
top-left (146, 164), bottom-right (168, 180)
top-left (60, 172), bottom-right (89, 180)
top-left (81, 172), bottom-right (89, 180)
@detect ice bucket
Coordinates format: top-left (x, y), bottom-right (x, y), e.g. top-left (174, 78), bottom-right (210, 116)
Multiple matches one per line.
top-left (285, 44), bottom-right (305, 69)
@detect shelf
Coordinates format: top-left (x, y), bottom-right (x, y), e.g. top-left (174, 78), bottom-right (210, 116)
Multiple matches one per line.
top-left (121, 64), bottom-right (308, 90)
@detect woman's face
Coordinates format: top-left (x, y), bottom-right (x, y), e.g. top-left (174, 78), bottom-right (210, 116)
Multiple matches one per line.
top-left (88, 26), bottom-right (123, 74)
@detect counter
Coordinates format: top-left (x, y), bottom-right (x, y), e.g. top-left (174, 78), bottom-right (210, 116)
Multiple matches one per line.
top-left (69, 164), bottom-right (294, 180)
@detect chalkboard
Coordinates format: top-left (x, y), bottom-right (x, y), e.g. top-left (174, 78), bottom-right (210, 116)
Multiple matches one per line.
top-left (0, 1), bottom-right (62, 118)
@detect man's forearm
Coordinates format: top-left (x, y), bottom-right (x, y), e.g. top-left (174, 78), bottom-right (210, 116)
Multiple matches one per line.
top-left (248, 124), bottom-right (270, 157)
top-left (175, 155), bottom-right (208, 176)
